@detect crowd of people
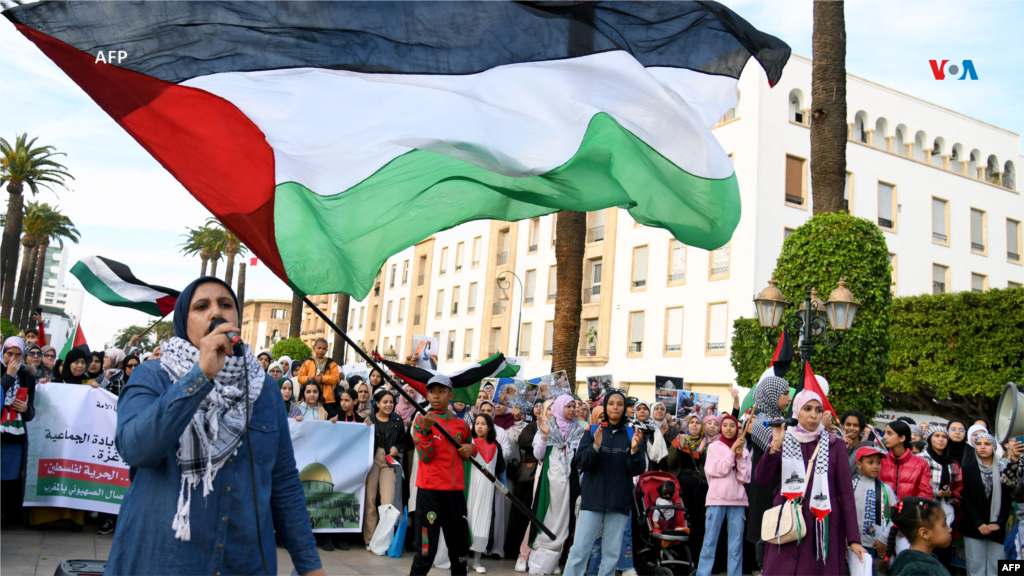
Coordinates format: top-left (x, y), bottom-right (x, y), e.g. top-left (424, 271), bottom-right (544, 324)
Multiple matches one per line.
top-left (1, 290), bottom-right (1022, 576)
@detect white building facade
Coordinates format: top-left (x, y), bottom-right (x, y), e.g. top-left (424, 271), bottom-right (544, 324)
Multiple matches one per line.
top-left (318, 54), bottom-right (1023, 408)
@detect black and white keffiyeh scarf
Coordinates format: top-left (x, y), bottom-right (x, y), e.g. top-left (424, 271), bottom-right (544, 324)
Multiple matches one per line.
top-left (161, 336), bottom-right (264, 541)
top-left (781, 427), bottom-right (831, 561)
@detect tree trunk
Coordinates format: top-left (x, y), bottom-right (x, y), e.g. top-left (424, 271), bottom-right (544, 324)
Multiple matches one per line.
top-left (17, 243), bottom-right (41, 329)
top-left (1, 187), bottom-right (25, 321)
top-left (12, 239), bottom-right (35, 328)
top-left (235, 262), bottom-right (246, 312)
top-left (29, 239), bottom-right (49, 320)
top-left (224, 250), bottom-right (236, 286)
top-left (810, 1), bottom-right (847, 214)
top-left (200, 255), bottom-right (209, 276)
top-left (551, 211), bottom-right (586, 390)
top-left (210, 254), bottom-right (219, 278)
top-left (289, 291), bottom-right (303, 339)
top-left (332, 293), bottom-right (351, 365)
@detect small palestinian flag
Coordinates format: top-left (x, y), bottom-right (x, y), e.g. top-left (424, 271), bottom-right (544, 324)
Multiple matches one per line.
top-left (802, 362), bottom-right (836, 419)
top-left (770, 330), bottom-right (795, 378)
top-left (71, 256), bottom-right (179, 317)
top-left (376, 352), bottom-right (509, 406)
top-left (58, 323), bottom-right (88, 362)
top-left (6, 1), bottom-right (790, 300)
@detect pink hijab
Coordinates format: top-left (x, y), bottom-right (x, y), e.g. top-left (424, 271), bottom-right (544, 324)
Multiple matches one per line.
top-left (790, 389), bottom-right (825, 443)
top-left (552, 394), bottom-right (575, 436)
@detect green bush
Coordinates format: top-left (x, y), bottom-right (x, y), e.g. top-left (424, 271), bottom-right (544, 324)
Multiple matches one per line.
top-left (0, 318), bottom-right (17, 340)
top-left (885, 288), bottom-right (1024, 421)
top-left (272, 338), bottom-right (311, 363)
top-left (730, 212), bottom-right (892, 416)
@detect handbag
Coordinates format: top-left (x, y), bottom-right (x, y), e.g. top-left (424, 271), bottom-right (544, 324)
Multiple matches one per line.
top-left (387, 506), bottom-right (408, 558)
top-left (760, 441), bottom-right (821, 546)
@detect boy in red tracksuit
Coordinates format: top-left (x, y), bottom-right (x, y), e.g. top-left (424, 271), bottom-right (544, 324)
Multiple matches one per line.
top-left (410, 374), bottom-right (478, 576)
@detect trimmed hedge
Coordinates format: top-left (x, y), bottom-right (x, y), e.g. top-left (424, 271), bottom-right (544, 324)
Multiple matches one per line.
top-left (272, 338), bottom-right (312, 364)
top-left (1, 318), bottom-right (17, 341)
top-left (730, 212), bottom-right (892, 417)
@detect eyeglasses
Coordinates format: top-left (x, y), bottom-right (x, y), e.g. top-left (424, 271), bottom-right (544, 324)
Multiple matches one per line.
top-left (27, 352), bottom-right (42, 357)
top-left (43, 353), bottom-right (56, 359)
top-left (126, 363), bottom-right (139, 369)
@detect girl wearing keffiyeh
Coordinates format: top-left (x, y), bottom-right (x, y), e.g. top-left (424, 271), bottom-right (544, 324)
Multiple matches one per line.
top-left (917, 425), bottom-right (962, 567)
top-left (105, 277), bottom-right (323, 576)
top-left (960, 432), bottom-right (1010, 576)
top-left (753, 390), bottom-right (864, 576)
top-left (669, 414), bottom-right (710, 564)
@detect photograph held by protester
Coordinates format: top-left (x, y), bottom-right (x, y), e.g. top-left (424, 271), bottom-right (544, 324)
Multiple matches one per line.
top-left (105, 277), bottom-right (323, 576)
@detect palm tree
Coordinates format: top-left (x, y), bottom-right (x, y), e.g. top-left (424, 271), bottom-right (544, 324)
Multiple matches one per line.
top-left (1, 134), bottom-right (74, 321)
top-left (289, 291), bottom-right (303, 339)
top-left (810, 1), bottom-right (847, 214)
top-left (27, 205), bottom-right (79, 324)
top-left (235, 262), bottom-right (246, 315)
top-left (12, 222), bottom-right (39, 329)
top-left (331, 293), bottom-right (350, 364)
top-left (551, 212), bottom-right (586, 390)
top-left (10, 203), bottom-right (80, 327)
top-left (204, 217), bottom-right (247, 286)
top-left (179, 224), bottom-right (222, 277)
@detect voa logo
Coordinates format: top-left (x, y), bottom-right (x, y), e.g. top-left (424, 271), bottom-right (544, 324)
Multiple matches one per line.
top-left (929, 59), bottom-right (978, 80)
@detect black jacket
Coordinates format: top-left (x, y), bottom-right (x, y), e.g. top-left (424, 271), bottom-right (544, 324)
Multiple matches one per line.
top-left (575, 423), bottom-right (646, 515)
top-left (371, 411), bottom-right (408, 456)
top-left (960, 447), bottom-right (1010, 543)
top-left (1, 364), bottom-right (36, 445)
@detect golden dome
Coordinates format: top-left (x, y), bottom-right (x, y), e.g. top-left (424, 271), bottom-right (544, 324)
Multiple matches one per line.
top-left (299, 461), bottom-right (333, 484)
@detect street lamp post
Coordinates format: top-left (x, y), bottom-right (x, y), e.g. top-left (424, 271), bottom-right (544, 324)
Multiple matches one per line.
top-left (754, 277), bottom-right (860, 393)
top-left (497, 270), bottom-right (524, 356)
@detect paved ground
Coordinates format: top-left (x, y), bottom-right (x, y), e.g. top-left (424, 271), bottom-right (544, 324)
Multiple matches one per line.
top-left (0, 521), bottom-right (525, 576)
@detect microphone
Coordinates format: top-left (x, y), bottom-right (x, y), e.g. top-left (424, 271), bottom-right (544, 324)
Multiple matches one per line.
top-left (762, 417), bottom-right (799, 427)
top-left (209, 318), bottom-right (244, 356)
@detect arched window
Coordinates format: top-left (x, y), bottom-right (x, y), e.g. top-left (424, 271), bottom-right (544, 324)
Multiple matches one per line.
top-left (1004, 160), bottom-right (1017, 190)
top-left (788, 88), bottom-right (805, 123)
top-left (874, 118), bottom-right (889, 150)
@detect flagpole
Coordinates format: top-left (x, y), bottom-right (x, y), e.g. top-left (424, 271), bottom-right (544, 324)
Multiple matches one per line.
top-left (302, 296), bottom-right (556, 541)
top-left (137, 313), bottom-right (170, 339)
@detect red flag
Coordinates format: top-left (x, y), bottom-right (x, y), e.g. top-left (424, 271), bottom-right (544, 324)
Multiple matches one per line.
top-left (770, 330), bottom-right (794, 378)
top-left (802, 362), bottom-right (835, 418)
top-left (250, 257), bottom-right (258, 266)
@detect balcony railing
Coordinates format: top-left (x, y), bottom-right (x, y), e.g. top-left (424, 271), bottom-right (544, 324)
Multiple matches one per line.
top-left (456, 264), bottom-right (463, 271)
top-left (529, 244), bottom-right (538, 253)
top-left (496, 252), bottom-right (509, 266)
top-left (447, 344), bottom-right (455, 360)
top-left (548, 293), bottom-right (557, 300)
top-left (628, 342), bottom-right (643, 353)
top-left (544, 349), bottom-right (553, 357)
top-left (370, 322), bottom-right (376, 331)
top-left (972, 242), bottom-right (986, 252)
top-left (413, 314), bottom-right (421, 325)
top-left (465, 352), bottom-right (472, 359)
top-left (669, 272), bottom-right (685, 282)
top-left (579, 348), bottom-right (597, 357)
top-left (711, 265), bottom-right (730, 276)
top-left (472, 259), bottom-right (480, 267)
top-left (440, 268), bottom-right (446, 275)
top-left (933, 281), bottom-right (945, 294)
top-left (492, 302), bottom-right (504, 316)
top-left (435, 311), bottom-right (441, 318)
top-left (417, 274), bottom-right (425, 286)
top-left (665, 344), bottom-right (681, 352)
top-left (1010, 252), bottom-right (1021, 262)
top-left (785, 194), bottom-right (804, 206)
top-left (632, 279), bottom-right (646, 288)
top-left (451, 303), bottom-right (458, 315)
top-left (587, 226), bottom-right (605, 243)
top-left (707, 342), bottom-right (726, 351)
top-left (878, 217), bottom-right (894, 229)
top-left (468, 305), bottom-right (476, 313)
top-left (933, 232), bottom-right (948, 242)
top-left (582, 286), bottom-right (601, 304)
top-left (525, 297), bottom-right (534, 304)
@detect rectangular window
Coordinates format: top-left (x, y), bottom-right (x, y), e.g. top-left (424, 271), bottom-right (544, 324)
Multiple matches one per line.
top-left (435, 289), bottom-right (444, 318)
top-left (496, 228), bottom-right (510, 265)
top-left (669, 240), bottom-right (686, 284)
top-left (414, 296), bottom-right (423, 325)
top-left (271, 308), bottom-right (286, 319)
top-left (447, 330), bottom-right (457, 360)
top-left (1010, 281), bottom-right (1022, 289)
top-left (710, 242), bottom-right (731, 280)
top-left (383, 337), bottom-right (390, 355)
top-left (525, 269), bottom-right (537, 305)
top-left (933, 264), bottom-right (948, 294)
top-left (521, 323), bottom-right (532, 358)
top-left (528, 218), bottom-right (540, 252)
top-left (551, 213), bottom-right (557, 248)
top-left (439, 247), bottom-right (449, 275)
top-left (706, 302), bottom-right (729, 356)
top-left (971, 273), bottom-right (987, 293)
top-left (472, 236), bottom-right (482, 268)
top-left (588, 210), bottom-right (606, 243)
top-left (784, 228), bottom-right (795, 241)
top-left (451, 286), bottom-right (460, 316)
top-left (418, 255), bottom-right (427, 286)
top-left (386, 301), bottom-right (393, 325)
top-left (785, 155), bottom-right (807, 207)
top-left (878, 182), bottom-right (896, 231)
top-left (464, 329), bottom-right (474, 359)
top-left (628, 311), bottom-right (645, 355)
top-left (349, 310), bottom-right (356, 330)
top-left (456, 242), bottom-right (465, 272)
top-left (395, 336), bottom-right (402, 357)
top-left (843, 171), bottom-right (853, 213)
top-left (402, 260), bottom-right (409, 285)
top-left (489, 327), bottom-right (502, 355)
top-left (970, 208), bottom-right (987, 255)
top-left (390, 263), bottom-right (397, 288)
top-left (1009, 219), bottom-right (1022, 264)
top-left (580, 318), bottom-right (598, 356)
top-left (543, 321), bottom-right (554, 358)
top-left (398, 298), bottom-right (405, 324)
top-left (359, 307), bottom-right (365, 329)
top-left (547, 266), bottom-right (557, 301)
top-left (665, 307), bottom-right (684, 356)
top-left (632, 246), bottom-right (649, 290)
top-left (584, 258), bottom-right (602, 303)
top-left (468, 282), bottom-right (478, 313)
top-left (932, 198), bottom-right (949, 244)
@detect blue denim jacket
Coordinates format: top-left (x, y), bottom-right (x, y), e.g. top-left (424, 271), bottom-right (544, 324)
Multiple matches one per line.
top-left (106, 360), bottom-right (321, 576)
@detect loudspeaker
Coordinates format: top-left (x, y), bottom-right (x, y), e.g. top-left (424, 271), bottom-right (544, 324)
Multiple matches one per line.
top-left (995, 382), bottom-right (1024, 444)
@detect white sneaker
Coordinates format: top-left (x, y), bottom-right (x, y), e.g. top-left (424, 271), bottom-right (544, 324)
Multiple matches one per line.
top-left (474, 565), bottom-right (487, 574)
top-left (620, 570), bottom-right (637, 576)
top-left (514, 558), bottom-right (527, 573)
top-left (553, 568), bottom-right (561, 575)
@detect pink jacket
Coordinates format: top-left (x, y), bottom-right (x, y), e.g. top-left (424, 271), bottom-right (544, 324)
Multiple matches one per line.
top-left (703, 440), bottom-right (751, 507)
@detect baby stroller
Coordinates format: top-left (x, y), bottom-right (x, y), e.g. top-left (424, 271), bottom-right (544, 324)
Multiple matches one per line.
top-left (632, 471), bottom-right (695, 576)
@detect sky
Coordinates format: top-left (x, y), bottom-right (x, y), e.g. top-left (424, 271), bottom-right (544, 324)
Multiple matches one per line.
top-left (1, 0), bottom-right (1022, 347)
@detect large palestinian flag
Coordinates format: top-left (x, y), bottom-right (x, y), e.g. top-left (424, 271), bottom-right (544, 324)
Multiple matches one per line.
top-left (6, 1), bottom-right (790, 299)
top-left (71, 256), bottom-right (179, 317)
top-left (376, 352), bottom-right (511, 406)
